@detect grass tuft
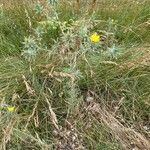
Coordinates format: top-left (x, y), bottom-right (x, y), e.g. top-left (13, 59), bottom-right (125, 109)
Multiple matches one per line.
top-left (0, 0), bottom-right (150, 149)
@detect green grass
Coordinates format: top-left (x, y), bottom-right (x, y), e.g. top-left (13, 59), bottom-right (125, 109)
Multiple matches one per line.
top-left (0, 0), bottom-right (150, 149)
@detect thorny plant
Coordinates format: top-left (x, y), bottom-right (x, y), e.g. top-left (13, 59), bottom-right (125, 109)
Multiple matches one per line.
top-left (22, 1), bottom-right (122, 115)
top-left (1, 0), bottom-right (150, 149)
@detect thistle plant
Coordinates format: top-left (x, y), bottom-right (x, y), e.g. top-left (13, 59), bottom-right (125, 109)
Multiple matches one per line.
top-left (34, 2), bottom-right (44, 14)
top-left (21, 0), bottom-right (122, 121)
top-left (22, 36), bottom-right (39, 61)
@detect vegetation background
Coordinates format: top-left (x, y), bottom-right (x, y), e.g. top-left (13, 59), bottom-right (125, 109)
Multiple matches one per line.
top-left (0, 0), bottom-right (150, 149)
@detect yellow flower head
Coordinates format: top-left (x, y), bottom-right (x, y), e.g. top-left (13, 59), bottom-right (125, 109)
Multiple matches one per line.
top-left (7, 106), bottom-right (15, 112)
top-left (90, 32), bottom-right (100, 43)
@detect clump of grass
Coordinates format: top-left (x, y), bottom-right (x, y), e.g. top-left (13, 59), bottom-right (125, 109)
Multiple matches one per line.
top-left (0, 0), bottom-right (39, 56)
top-left (0, 0), bottom-right (150, 149)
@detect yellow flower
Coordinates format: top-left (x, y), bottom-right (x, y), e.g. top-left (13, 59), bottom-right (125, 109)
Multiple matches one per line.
top-left (7, 106), bottom-right (15, 112)
top-left (89, 32), bottom-right (100, 43)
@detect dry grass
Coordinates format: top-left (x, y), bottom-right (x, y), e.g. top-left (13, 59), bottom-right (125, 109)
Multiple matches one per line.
top-left (0, 0), bottom-right (150, 149)
top-left (88, 101), bottom-right (150, 150)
